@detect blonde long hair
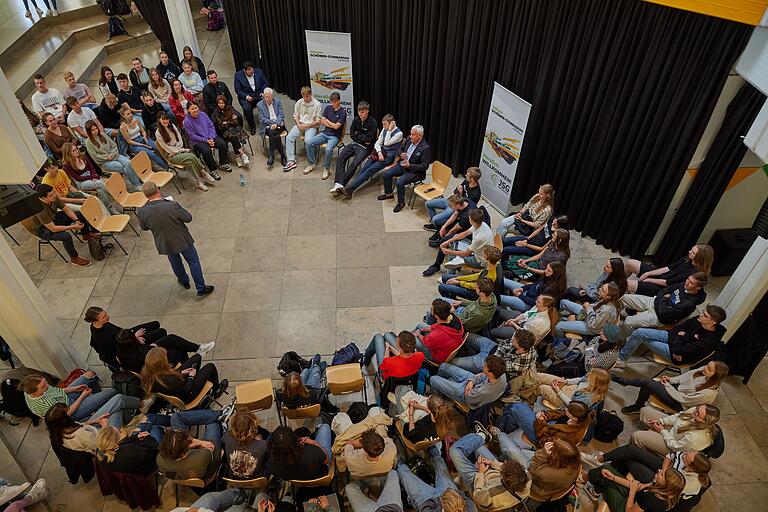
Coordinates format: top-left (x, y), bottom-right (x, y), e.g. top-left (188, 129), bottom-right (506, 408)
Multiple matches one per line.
top-left (139, 347), bottom-right (183, 396)
top-left (677, 405), bottom-right (720, 435)
top-left (95, 415), bottom-right (145, 463)
top-left (647, 467), bottom-right (686, 509)
top-left (584, 368), bottom-right (611, 403)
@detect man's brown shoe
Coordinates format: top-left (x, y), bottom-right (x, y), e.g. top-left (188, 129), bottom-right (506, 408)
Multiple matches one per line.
top-left (70, 256), bottom-right (92, 267)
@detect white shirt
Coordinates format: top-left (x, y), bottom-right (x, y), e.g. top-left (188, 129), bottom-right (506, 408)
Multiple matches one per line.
top-left (469, 222), bottom-right (493, 263)
top-left (246, 74), bottom-right (255, 90)
top-left (405, 142), bottom-right (418, 162)
top-left (267, 101), bottom-right (276, 120)
top-left (32, 88), bottom-right (65, 116)
top-left (67, 107), bottom-right (97, 130)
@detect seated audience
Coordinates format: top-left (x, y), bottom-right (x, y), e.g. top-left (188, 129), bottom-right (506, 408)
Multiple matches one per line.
top-left (398, 392), bottom-right (466, 444)
top-left (449, 432), bottom-right (531, 511)
top-left (617, 361), bottom-right (728, 415)
top-left (396, 446), bottom-right (478, 512)
top-left (508, 228), bottom-right (570, 281)
top-left (40, 159), bottom-right (87, 211)
top-left (490, 294), bottom-right (558, 343)
top-left (555, 282), bottom-right (622, 337)
top-left (42, 112), bottom-right (77, 160)
top-left (147, 67), bottom-right (176, 123)
top-left (501, 261), bottom-right (567, 312)
top-left (428, 279), bottom-right (496, 334)
top-left (157, 409), bottom-right (223, 480)
top-left (345, 470), bottom-right (403, 512)
top-left (167, 489), bottom-right (248, 512)
top-left (65, 96), bottom-right (101, 141)
top-left (95, 421), bottom-right (161, 476)
top-left (537, 367), bottom-right (611, 408)
top-left (341, 114), bottom-right (402, 196)
top-left (284, 86), bottom-right (322, 171)
top-left (211, 95), bottom-right (249, 167)
top-left (169, 79), bottom-right (196, 123)
top-left (84, 120), bottom-right (141, 189)
top-left (630, 405), bottom-right (720, 455)
top-left (621, 274), bottom-right (709, 337)
top-left (179, 62), bottom-right (205, 104)
top-left (29, 183), bottom-right (94, 267)
top-left (94, 94), bottom-right (126, 151)
top-left (587, 464), bottom-right (685, 512)
top-left (119, 104), bottom-right (167, 170)
top-left (528, 438), bottom-right (581, 502)
top-left (342, 428), bottom-right (397, 481)
top-left (500, 214), bottom-right (568, 263)
top-left (426, 195), bottom-right (475, 251)
top-left (364, 330), bottom-right (425, 380)
top-left (456, 330), bottom-right (537, 394)
top-left (222, 411), bottom-right (269, 480)
top-left (305, 91), bottom-right (347, 179)
top-left (275, 357), bottom-right (337, 414)
top-left (256, 87), bottom-right (287, 167)
top-left (32, 74), bottom-right (66, 122)
top-left (428, 355), bottom-right (507, 408)
top-left (415, 299), bottom-right (465, 363)
top-left (62, 70), bottom-right (97, 109)
top-left (424, 167), bottom-right (483, 231)
top-left (140, 347), bottom-right (227, 404)
top-left (616, 304), bottom-right (726, 368)
top-left (140, 91), bottom-right (165, 136)
top-left (156, 51), bottom-right (182, 83)
top-left (624, 244), bottom-right (714, 296)
top-left (184, 102), bottom-right (234, 174)
top-left (156, 112), bottom-right (218, 188)
top-left (98, 66), bottom-right (119, 98)
top-left (116, 328), bottom-right (212, 375)
top-left (268, 424), bottom-right (332, 481)
top-left (234, 61), bottom-right (269, 135)
top-left (563, 257), bottom-right (628, 303)
top-left (423, 209), bottom-right (493, 277)
top-left (331, 101), bottom-right (376, 194)
top-left (203, 69), bottom-right (233, 114)
top-left (379, 125), bottom-right (433, 212)
top-left (61, 142), bottom-right (119, 212)
top-left (545, 324), bottom-right (623, 378)
top-left (129, 57), bottom-right (151, 91)
top-left (116, 73), bottom-right (145, 123)
top-left (45, 402), bottom-right (110, 454)
top-left (438, 246), bottom-right (502, 301)
top-left (181, 46), bottom-right (207, 80)
top-left (497, 184), bottom-right (555, 238)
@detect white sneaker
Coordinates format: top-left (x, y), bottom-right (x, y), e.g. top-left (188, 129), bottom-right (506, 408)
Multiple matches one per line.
top-left (25, 479), bottom-right (47, 505)
top-left (579, 451), bottom-right (603, 469)
top-left (197, 341), bottom-right (215, 357)
top-left (444, 256), bottom-right (465, 269)
top-left (24, 10), bottom-right (32, 18)
top-left (321, 168), bottom-right (330, 180)
top-left (330, 183), bottom-right (343, 193)
top-left (201, 171), bottom-right (216, 185)
top-left (0, 482), bottom-right (30, 507)
top-left (303, 164), bottom-right (315, 175)
top-left (196, 181), bottom-right (209, 191)
top-left (241, 154), bottom-right (250, 165)
top-left (52, 9), bottom-right (59, 16)
top-left (44, 9), bottom-right (52, 16)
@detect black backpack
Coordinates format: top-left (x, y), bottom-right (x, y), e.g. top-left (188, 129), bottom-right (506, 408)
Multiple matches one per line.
top-left (277, 351), bottom-right (311, 377)
top-left (1, 377), bottom-right (39, 426)
top-left (99, 0), bottom-right (130, 16)
top-left (107, 16), bottom-right (129, 39)
top-left (111, 371), bottom-right (143, 399)
top-left (593, 410), bottom-right (624, 442)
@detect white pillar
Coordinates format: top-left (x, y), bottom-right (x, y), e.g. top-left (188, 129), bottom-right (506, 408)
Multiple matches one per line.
top-left (0, 69), bottom-right (46, 185)
top-left (166, 0), bottom-right (201, 61)
top-left (715, 236), bottom-right (768, 340)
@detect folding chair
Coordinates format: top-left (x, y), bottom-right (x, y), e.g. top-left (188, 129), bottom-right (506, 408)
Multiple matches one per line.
top-left (20, 218), bottom-right (67, 262)
top-left (156, 145), bottom-right (187, 190)
top-left (79, 196), bottom-right (131, 255)
top-left (651, 351), bottom-right (715, 379)
top-left (155, 381), bottom-right (214, 411)
top-left (395, 419), bottom-right (441, 455)
top-left (326, 363), bottom-right (368, 403)
top-left (130, 151), bottom-right (180, 194)
top-left (104, 173), bottom-right (147, 235)
top-left (410, 161), bottom-right (452, 209)
top-left (278, 402), bottom-right (321, 426)
top-left (235, 379), bottom-right (274, 413)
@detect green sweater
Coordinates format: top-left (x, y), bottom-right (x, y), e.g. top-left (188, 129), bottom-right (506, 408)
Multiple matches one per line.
top-left (85, 135), bottom-right (119, 165)
top-left (458, 295), bottom-right (497, 333)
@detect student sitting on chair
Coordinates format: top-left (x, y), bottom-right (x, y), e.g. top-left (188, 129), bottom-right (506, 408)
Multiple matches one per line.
top-left (501, 261), bottom-right (567, 312)
top-left (555, 283), bottom-right (623, 337)
top-left (623, 244), bottom-right (714, 296)
top-left (423, 208), bottom-right (493, 277)
top-left (496, 184), bottom-right (554, 238)
top-left (268, 424), bottom-right (333, 481)
top-left (528, 438), bottom-right (581, 502)
top-left (630, 405), bottom-right (720, 456)
top-left (424, 166), bottom-right (482, 232)
top-left (536, 367), bottom-right (611, 409)
top-left (345, 470), bottom-right (403, 512)
top-left (396, 392), bottom-right (466, 444)
top-left (586, 464), bottom-right (685, 512)
top-left (438, 246), bottom-right (502, 301)
top-left (501, 214), bottom-right (569, 264)
top-left (563, 256), bottom-right (627, 303)
top-left (426, 194), bottom-right (475, 251)
top-left (428, 355), bottom-right (507, 409)
top-left (140, 347), bottom-right (227, 405)
top-left (545, 324), bottom-right (623, 378)
top-left (222, 410), bottom-right (269, 480)
top-left (341, 428), bottom-right (397, 481)
top-left (364, 330), bottom-right (425, 380)
top-left (615, 304), bottom-right (726, 368)
top-left (413, 299), bottom-right (464, 364)
top-left (426, 279), bottom-right (497, 335)
top-left (275, 355), bottom-right (337, 414)
top-left (157, 409), bottom-right (224, 481)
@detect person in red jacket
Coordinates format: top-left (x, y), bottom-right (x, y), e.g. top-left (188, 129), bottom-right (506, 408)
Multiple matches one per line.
top-left (415, 299), bottom-right (465, 363)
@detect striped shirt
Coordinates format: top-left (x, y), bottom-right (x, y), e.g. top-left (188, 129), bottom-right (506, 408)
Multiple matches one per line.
top-left (667, 451), bottom-right (703, 498)
top-left (25, 386), bottom-right (68, 418)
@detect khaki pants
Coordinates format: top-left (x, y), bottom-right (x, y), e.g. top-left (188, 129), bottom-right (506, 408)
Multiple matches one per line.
top-left (621, 294), bottom-right (660, 337)
top-left (639, 406), bottom-right (666, 424)
top-left (630, 430), bottom-right (669, 456)
top-left (536, 373), bottom-right (575, 408)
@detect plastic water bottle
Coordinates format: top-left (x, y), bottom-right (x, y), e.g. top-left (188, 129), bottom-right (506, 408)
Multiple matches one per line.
top-left (239, 173), bottom-right (246, 187)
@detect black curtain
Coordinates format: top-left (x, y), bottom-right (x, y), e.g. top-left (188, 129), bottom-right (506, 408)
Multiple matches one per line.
top-left (222, 0), bottom-right (261, 72)
top-left (243, 0), bottom-right (750, 257)
top-left (654, 83), bottom-right (766, 264)
top-left (134, 0), bottom-right (179, 63)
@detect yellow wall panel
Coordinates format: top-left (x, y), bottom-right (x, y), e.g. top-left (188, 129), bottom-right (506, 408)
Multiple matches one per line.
top-left (644, 0), bottom-right (768, 25)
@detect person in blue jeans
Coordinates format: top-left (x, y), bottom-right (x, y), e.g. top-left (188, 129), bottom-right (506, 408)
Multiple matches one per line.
top-left (170, 488), bottom-right (248, 512)
top-left (157, 409), bottom-right (223, 480)
top-left (342, 114), bottom-right (402, 198)
top-left (428, 356), bottom-right (507, 409)
top-left (305, 92), bottom-right (347, 179)
top-left (396, 445), bottom-right (478, 512)
top-left (450, 334), bottom-right (497, 374)
top-left (424, 167), bottom-right (482, 231)
top-left (301, 354), bottom-right (327, 389)
top-left (345, 470), bottom-right (403, 512)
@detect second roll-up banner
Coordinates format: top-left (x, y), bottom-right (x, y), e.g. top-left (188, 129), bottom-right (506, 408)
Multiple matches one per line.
top-left (479, 82), bottom-right (532, 215)
top-left (305, 30), bottom-right (354, 129)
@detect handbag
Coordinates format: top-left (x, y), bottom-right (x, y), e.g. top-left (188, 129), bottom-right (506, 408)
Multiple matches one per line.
top-left (88, 238), bottom-right (106, 261)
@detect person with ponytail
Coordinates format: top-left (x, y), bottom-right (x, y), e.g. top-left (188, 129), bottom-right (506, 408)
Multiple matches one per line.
top-left (497, 184), bottom-right (555, 237)
top-left (631, 405), bottom-right (720, 456)
top-left (555, 282), bottom-right (623, 337)
top-left (563, 257), bottom-right (628, 303)
top-left (95, 417), bottom-right (161, 476)
top-left (44, 402), bottom-right (109, 454)
top-left (491, 294), bottom-right (559, 343)
top-left (500, 214), bottom-right (570, 262)
top-left (586, 464), bottom-right (686, 511)
top-left (501, 261), bottom-right (567, 312)
top-left (617, 361), bottom-right (729, 415)
top-left (512, 228), bottom-right (571, 281)
top-left (402, 394), bottom-right (467, 444)
top-left (624, 244), bottom-right (715, 296)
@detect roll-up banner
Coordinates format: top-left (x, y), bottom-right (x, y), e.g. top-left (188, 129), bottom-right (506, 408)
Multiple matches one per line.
top-left (479, 82), bottom-right (532, 215)
top-left (305, 30), bottom-right (354, 129)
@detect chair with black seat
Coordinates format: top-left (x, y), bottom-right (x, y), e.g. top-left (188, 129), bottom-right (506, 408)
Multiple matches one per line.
top-left (379, 372), bottom-right (420, 410)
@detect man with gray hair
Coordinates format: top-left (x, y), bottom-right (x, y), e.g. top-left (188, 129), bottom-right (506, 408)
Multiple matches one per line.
top-left (136, 182), bottom-right (213, 296)
top-left (379, 125), bottom-right (433, 213)
top-left (256, 87), bottom-right (286, 167)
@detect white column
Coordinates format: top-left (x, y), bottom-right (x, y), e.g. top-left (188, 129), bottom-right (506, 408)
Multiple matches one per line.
top-left (166, 0), bottom-right (201, 61)
top-left (0, 69), bottom-right (46, 185)
top-left (715, 236), bottom-right (768, 340)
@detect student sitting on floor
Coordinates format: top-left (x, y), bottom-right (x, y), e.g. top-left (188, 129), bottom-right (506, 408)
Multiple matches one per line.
top-left (490, 294), bottom-right (558, 343)
top-left (345, 470), bottom-right (404, 512)
top-left (414, 299), bottom-right (465, 364)
top-left (536, 367), bottom-right (611, 409)
top-left (424, 167), bottom-right (483, 231)
top-left (528, 438), bottom-right (581, 502)
top-left (507, 228), bottom-right (570, 282)
top-left (630, 405), bottom-right (720, 456)
top-left (395, 392), bottom-right (467, 444)
top-left (624, 244), bottom-right (714, 296)
top-left (428, 355), bottom-right (507, 409)
top-left (45, 402), bottom-right (111, 455)
top-left (555, 283), bottom-right (623, 337)
top-left (500, 261), bottom-right (567, 312)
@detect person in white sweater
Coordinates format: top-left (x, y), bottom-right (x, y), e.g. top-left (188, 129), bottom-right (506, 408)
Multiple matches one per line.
top-left (44, 402), bottom-right (110, 455)
top-left (617, 361), bottom-right (728, 415)
top-left (631, 405), bottom-right (720, 456)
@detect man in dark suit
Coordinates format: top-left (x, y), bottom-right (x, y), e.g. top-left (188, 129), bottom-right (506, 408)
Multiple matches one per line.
top-left (136, 182), bottom-right (214, 296)
top-left (379, 125), bottom-right (433, 213)
top-left (233, 61), bottom-right (269, 135)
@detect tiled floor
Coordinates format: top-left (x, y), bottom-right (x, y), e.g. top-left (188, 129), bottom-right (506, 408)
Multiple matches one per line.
top-left (2, 10), bottom-right (768, 512)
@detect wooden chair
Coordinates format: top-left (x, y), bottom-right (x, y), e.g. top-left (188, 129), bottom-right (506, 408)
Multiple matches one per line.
top-left (222, 476), bottom-right (269, 503)
top-left (79, 196), bottom-right (130, 255)
top-left (651, 351), bottom-right (714, 378)
top-left (493, 233), bottom-right (503, 250)
top-left (527, 465), bottom-right (581, 503)
top-left (130, 151), bottom-right (180, 194)
top-left (20, 218), bottom-right (67, 262)
top-left (279, 402), bottom-right (321, 426)
top-left (425, 332), bottom-right (469, 369)
top-left (542, 399), bottom-right (559, 410)
top-left (105, 173), bottom-right (147, 235)
top-left (326, 363), bottom-right (368, 403)
top-left (235, 379), bottom-right (273, 412)
top-left (164, 473), bottom-right (217, 507)
top-left (648, 394), bottom-right (677, 414)
top-left (395, 419), bottom-right (441, 454)
top-left (155, 380), bottom-right (214, 411)
top-left (262, 129), bottom-right (287, 154)
top-left (287, 464), bottom-right (335, 497)
top-left (156, 145), bottom-right (188, 190)
top-left (411, 161), bottom-right (452, 209)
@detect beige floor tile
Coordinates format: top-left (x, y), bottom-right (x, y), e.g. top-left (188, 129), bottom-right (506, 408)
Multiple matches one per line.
top-left (746, 357), bottom-right (768, 413)
top-left (193, 237), bottom-right (237, 274)
top-left (285, 234), bottom-right (337, 270)
top-left (382, 199), bottom-right (431, 232)
top-left (239, 205), bottom-right (291, 236)
top-left (336, 306), bottom-right (395, 349)
top-left (337, 267), bottom-right (393, 308)
top-left (189, 206), bottom-right (243, 238)
top-left (245, 179), bottom-right (293, 207)
top-left (214, 311), bottom-right (279, 359)
top-left (280, 268), bottom-right (336, 310)
top-left (223, 271), bottom-right (282, 312)
top-left (288, 204), bottom-right (337, 235)
top-left (711, 414), bottom-right (768, 484)
top-left (566, 258), bottom-right (600, 288)
top-left (44, 255), bottom-right (107, 279)
top-left (277, 309), bottom-right (337, 356)
top-left (291, 178), bottom-right (341, 207)
top-left (231, 236), bottom-right (287, 272)
top-left (109, 275), bottom-right (174, 316)
top-left (123, 240), bottom-right (174, 276)
top-left (336, 201), bottom-right (386, 234)
top-left (390, 265), bottom-right (440, 305)
top-left (161, 312), bottom-right (222, 345)
top-left (37, 277), bottom-right (97, 319)
top-left (393, 304), bottom-right (430, 332)
top-left (38, 449), bottom-right (107, 511)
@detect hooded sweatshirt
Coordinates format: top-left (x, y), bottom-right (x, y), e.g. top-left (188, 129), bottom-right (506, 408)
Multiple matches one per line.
top-left (653, 283), bottom-right (706, 325)
top-left (422, 315), bottom-right (464, 363)
top-left (667, 317), bottom-right (725, 364)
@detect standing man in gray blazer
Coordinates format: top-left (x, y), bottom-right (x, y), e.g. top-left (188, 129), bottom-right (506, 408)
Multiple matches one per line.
top-left (136, 182), bottom-right (214, 296)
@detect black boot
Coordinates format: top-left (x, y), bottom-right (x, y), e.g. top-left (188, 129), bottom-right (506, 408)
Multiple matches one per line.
top-left (266, 149), bottom-right (275, 166)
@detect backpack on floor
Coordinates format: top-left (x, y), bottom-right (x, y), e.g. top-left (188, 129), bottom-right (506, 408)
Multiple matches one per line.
top-left (87, 238), bottom-right (106, 261)
top-left (207, 9), bottom-right (225, 31)
top-left (108, 16), bottom-right (130, 38)
top-left (331, 342), bottom-right (361, 366)
top-left (111, 371), bottom-right (143, 399)
top-left (277, 351), bottom-right (310, 377)
top-left (593, 410), bottom-right (624, 443)
top-left (0, 377), bottom-right (38, 425)
top-left (100, 0), bottom-right (131, 16)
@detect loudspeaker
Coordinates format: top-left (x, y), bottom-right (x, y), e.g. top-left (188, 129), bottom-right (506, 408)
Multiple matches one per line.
top-left (0, 185), bottom-right (41, 228)
top-left (708, 228), bottom-right (759, 277)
